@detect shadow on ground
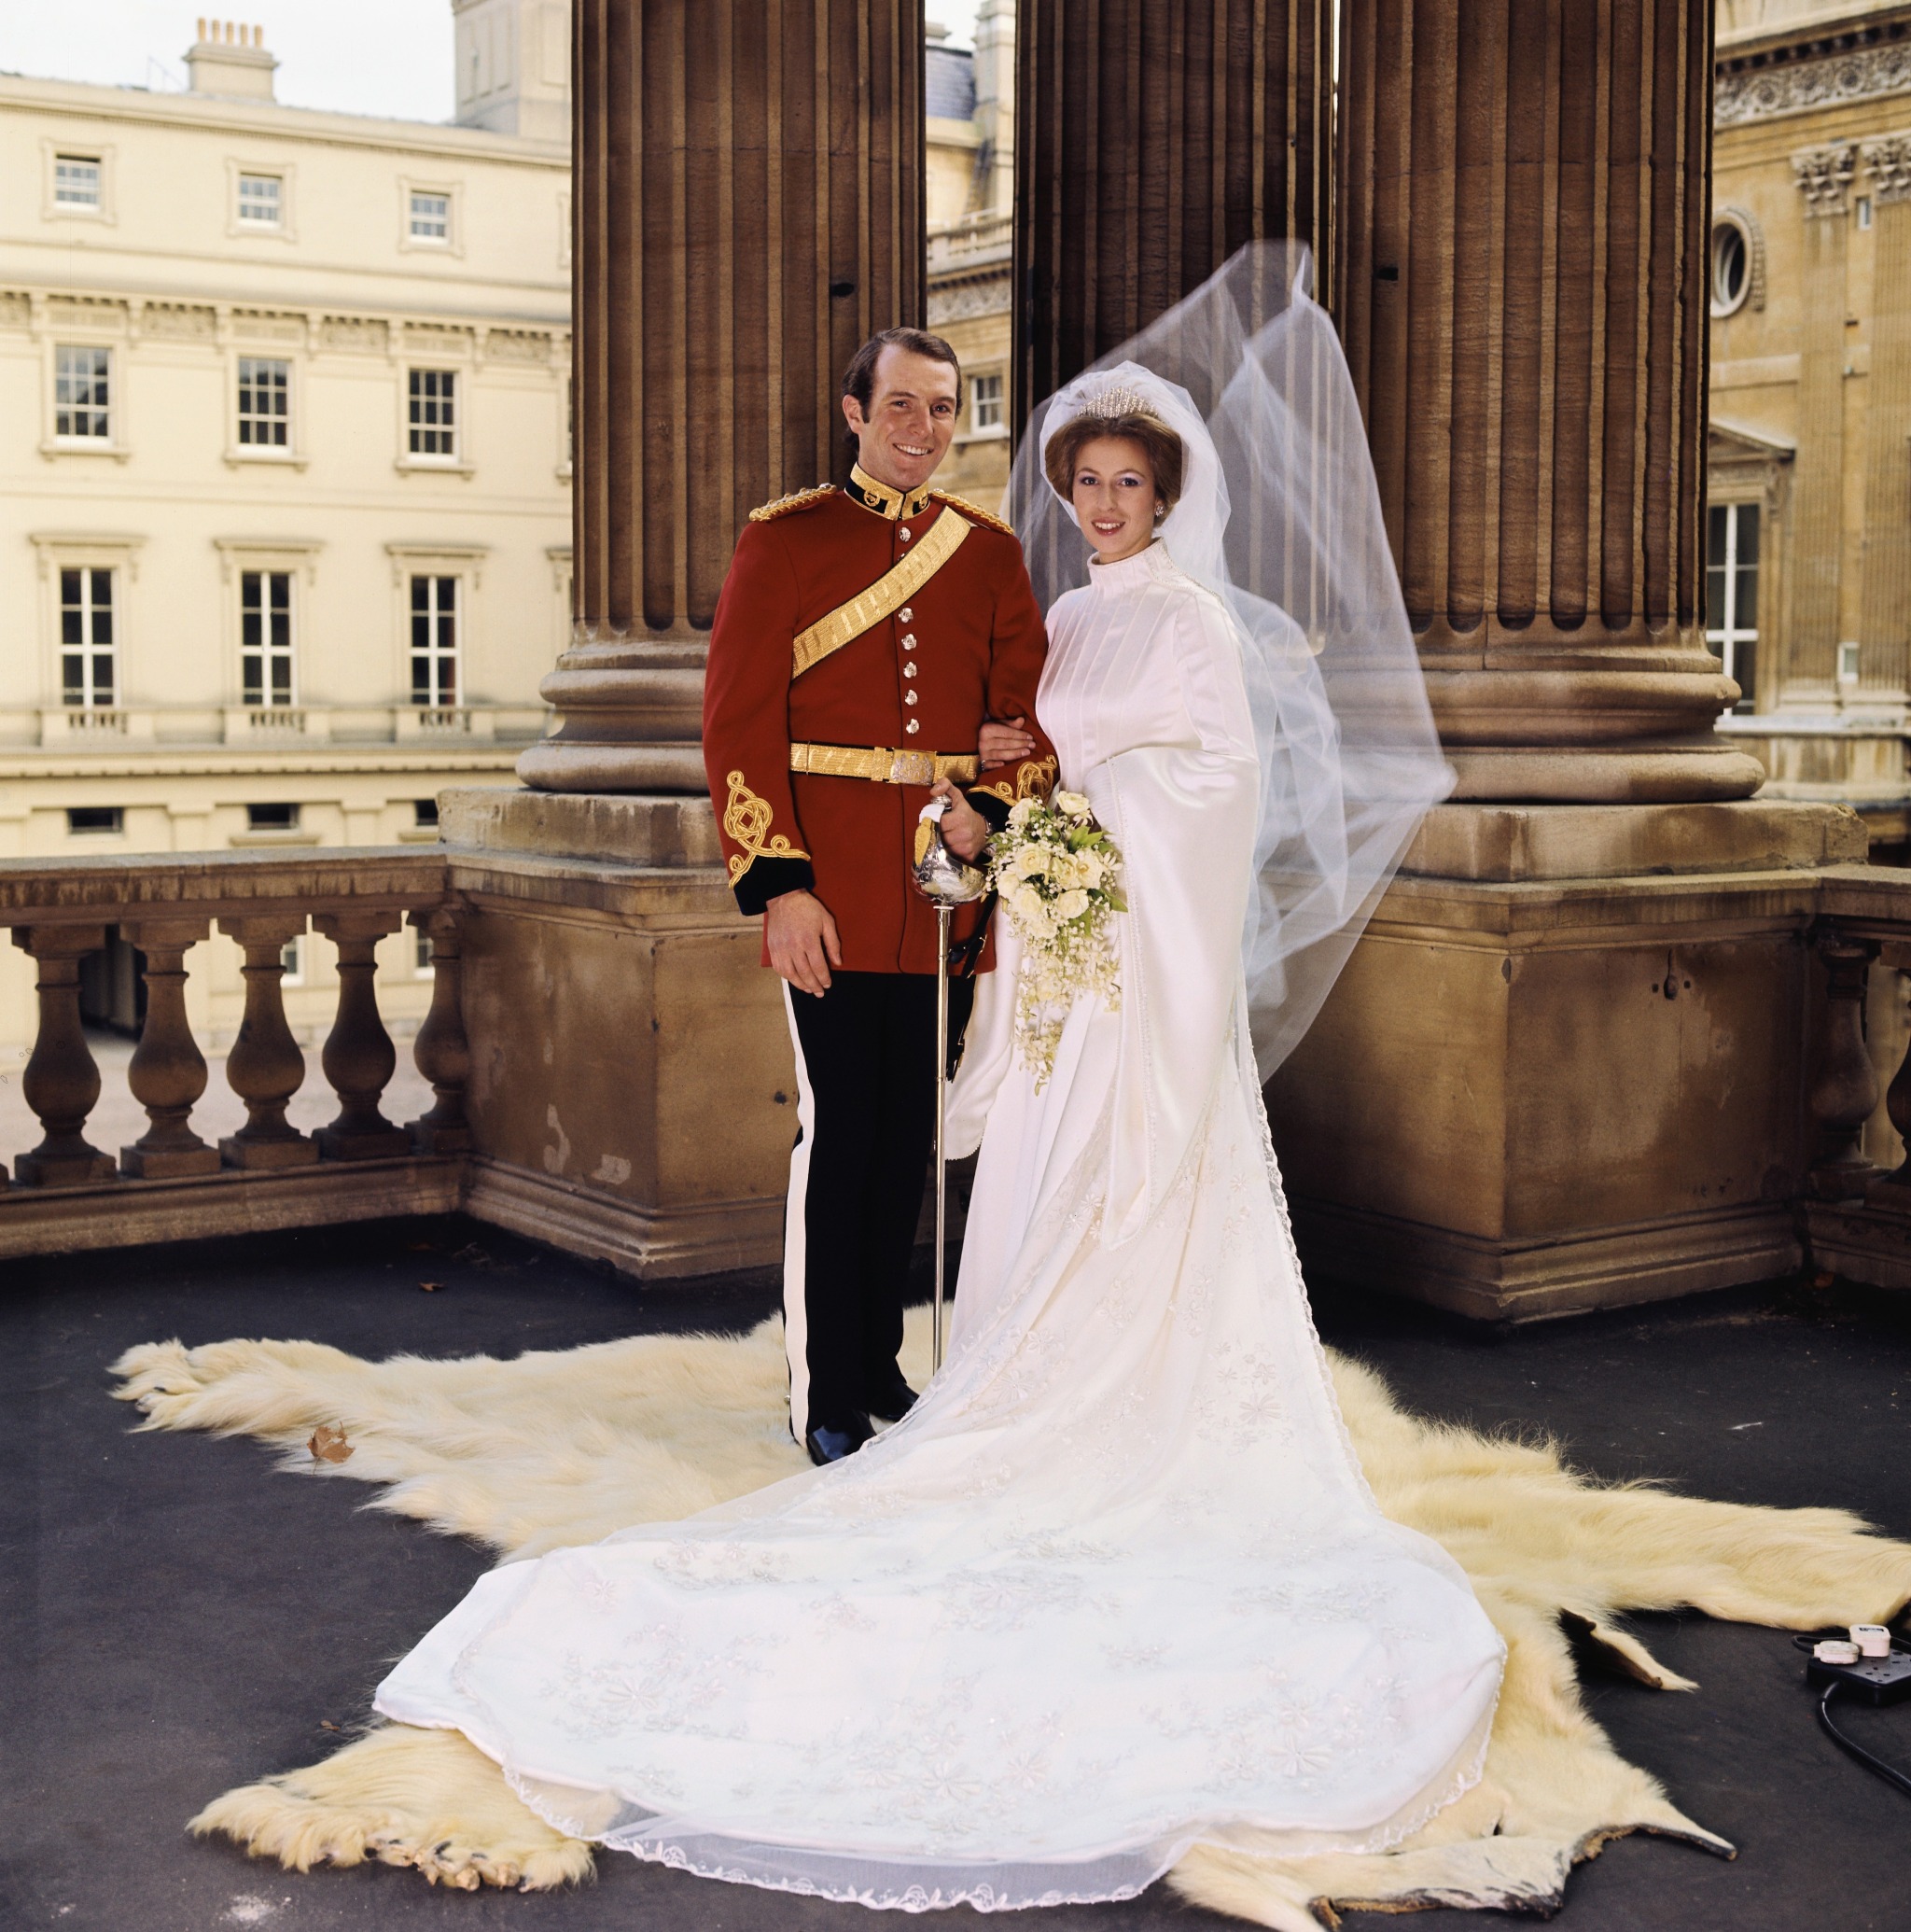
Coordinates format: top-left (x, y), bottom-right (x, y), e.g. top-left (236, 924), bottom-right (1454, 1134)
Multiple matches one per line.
top-left (3, 1215), bottom-right (1907, 1932)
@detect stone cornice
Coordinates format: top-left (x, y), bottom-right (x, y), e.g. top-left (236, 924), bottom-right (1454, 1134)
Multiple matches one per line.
top-left (1718, 18), bottom-right (1911, 128)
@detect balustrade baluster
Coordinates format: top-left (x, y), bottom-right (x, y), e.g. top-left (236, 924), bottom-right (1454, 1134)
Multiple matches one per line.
top-left (314, 911), bottom-right (411, 1159)
top-left (1869, 941), bottom-right (1911, 1196)
top-left (216, 915), bottom-right (319, 1169)
top-left (121, 918), bottom-right (219, 1178)
top-left (1809, 930), bottom-right (1882, 1200)
top-left (408, 902), bottom-right (471, 1155)
top-left (11, 924), bottom-right (116, 1187)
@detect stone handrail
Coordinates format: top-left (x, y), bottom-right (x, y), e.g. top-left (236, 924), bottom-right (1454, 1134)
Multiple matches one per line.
top-left (0, 848), bottom-right (467, 1249)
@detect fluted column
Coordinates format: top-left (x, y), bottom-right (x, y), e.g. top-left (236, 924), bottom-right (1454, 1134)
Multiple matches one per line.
top-left (519, 0), bottom-right (924, 793)
top-left (1335, 0), bottom-right (1763, 803)
top-left (1786, 141), bottom-right (1856, 705)
top-left (1857, 134), bottom-right (1911, 712)
top-left (1014, 0), bottom-right (1332, 412)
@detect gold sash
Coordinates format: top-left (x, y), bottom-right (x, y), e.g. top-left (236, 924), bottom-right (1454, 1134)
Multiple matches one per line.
top-left (790, 508), bottom-right (971, 679)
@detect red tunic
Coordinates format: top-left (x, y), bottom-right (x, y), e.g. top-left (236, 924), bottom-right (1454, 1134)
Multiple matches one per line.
top-left (703, 478), bottom-right (1057, 975)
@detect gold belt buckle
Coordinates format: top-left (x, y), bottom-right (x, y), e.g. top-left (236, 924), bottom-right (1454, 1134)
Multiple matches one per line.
top-left (887, 749), bottom-right (936, 786)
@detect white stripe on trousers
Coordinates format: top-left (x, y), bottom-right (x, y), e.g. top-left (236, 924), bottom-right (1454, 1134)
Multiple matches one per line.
top-left (780, 982), bottom-right (817, 1442)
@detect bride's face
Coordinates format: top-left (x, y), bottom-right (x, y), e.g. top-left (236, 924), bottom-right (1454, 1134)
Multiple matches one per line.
top-left (1069, 436), bottom-right (1161, 565)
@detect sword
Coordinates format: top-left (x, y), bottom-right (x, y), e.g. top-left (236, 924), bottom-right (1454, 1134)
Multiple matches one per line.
top-left (912, 796), bottom-right (990, 1374)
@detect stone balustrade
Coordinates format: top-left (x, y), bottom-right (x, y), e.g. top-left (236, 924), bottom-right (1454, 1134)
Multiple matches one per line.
top-left (0, 847), bottom-right (467, 1256)
top-left (1806, 867), bottom-right (1911, 1289)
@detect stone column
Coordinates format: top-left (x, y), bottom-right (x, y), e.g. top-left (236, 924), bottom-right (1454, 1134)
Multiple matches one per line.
top-left (1335, 0), bottom-right (1762, 803)
top-left (1013, 0), bottom-right (1332, 411)
top-left (1857, 134), bottom-right (1911, 712)
top-left (1786, 141), bottom-right (1856, 705)
top-left (519, 0), bottom-right (925, 793)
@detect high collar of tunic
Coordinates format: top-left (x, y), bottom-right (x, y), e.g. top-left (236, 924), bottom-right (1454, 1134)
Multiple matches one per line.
top-left (1085, 539), bottom-right (1174, 595)
top-left (846, 464), bottom-right (935, 522)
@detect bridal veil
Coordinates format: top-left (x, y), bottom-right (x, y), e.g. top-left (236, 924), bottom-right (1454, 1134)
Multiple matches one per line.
top-left (1007, 242), bottom-right (1451, 1078)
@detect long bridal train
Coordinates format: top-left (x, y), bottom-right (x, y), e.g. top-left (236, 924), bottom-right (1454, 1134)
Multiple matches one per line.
top-left (116, 1311), bottom-right (1911, 1927)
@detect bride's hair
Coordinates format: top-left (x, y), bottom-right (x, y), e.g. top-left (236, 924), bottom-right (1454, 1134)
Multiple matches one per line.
top-left (1043, 409), bottom-right (1185, 512)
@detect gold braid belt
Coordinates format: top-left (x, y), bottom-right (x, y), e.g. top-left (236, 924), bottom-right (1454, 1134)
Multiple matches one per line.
top-left (788, 742), bottom-right (980, 787)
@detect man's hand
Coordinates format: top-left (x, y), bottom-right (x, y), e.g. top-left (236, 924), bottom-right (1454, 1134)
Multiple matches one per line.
top-left (765, 889), bottom-right (843, 997)
top-left (979, 715), bottom-right (1039, 766)
top-left (929, 779), bottom-right (992, 862)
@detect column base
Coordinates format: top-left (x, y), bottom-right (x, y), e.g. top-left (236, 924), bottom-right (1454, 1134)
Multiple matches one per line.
top-left (1269, 799), bottom-right (1862, 1321)
top-left (517, 639), bottom-right (709, 795)
top-left (1444, 742), bottom-right (1766, 803)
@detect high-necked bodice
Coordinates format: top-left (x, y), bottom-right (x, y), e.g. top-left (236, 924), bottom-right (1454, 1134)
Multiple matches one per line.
top-left (1038, 541), bottom-right (1257, 788)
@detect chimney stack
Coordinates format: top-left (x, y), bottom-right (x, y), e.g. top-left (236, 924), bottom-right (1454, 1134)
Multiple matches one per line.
top-left (185, 20), bottom-right (278, 101)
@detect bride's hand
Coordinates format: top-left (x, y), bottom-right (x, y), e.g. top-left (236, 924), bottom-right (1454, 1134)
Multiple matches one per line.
top-left (979, 716), bottom-right (1038, 766)
top-left (929, 779), bottom-right (992, 862)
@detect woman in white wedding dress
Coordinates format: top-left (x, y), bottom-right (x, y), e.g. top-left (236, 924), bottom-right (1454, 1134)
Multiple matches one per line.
top-left (375, 247), bottom-right (1505, 1911)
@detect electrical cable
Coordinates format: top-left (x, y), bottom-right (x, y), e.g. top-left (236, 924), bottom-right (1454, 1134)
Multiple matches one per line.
top-left (1817, 1683), bottom-right (1911, 1802)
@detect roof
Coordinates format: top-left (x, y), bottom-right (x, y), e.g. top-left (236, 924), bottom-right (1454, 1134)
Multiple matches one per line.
top-left (926, 44), bottom-right (975, 122)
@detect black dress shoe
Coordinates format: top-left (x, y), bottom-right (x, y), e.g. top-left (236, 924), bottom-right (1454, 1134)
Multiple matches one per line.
top-left (863, 1373), bottom-right (918, 1424)
top-left (804, 1415), bottom-right (873, 1466)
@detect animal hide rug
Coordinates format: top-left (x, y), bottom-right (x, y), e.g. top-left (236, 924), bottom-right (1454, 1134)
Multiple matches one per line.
top-left (111, 1309), bottom-right (1911, 1929)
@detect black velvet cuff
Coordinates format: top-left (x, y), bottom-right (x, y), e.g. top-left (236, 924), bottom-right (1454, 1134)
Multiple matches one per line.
top-left (966, 788), bottom-right (1013, 833)
top-left (732, 855), bottom-right (816, 917)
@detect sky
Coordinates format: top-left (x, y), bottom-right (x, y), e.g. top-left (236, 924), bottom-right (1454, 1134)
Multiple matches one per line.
top-left (0, 3), bottom-right (983, 127)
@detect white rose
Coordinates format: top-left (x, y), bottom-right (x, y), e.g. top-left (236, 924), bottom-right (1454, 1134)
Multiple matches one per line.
top-left (1010, 883), bottom-right (1049, 928)
top-left (1053, 888), bottom-right (1091, 922)
top-left (1075, 848), bottom-right (1105, 887)
top-left (1052, 790), bottom-right (1092, 818)
top-left (1008, 798), bottom-right (1039, 829)
top-left (1011, 845), bottom-right (1053, 878)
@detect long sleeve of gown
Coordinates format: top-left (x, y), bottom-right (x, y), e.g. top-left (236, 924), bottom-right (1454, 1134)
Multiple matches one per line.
top-left (1097, 589), bottom-right (1261, 1248)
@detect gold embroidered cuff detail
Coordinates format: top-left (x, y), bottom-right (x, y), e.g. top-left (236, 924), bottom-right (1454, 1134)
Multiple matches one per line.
top-left (1015, 756), bottom-right (1059, 801)
top-left (975, 780), bottom-right (1016, 805)
top-left (722, 769), bottom-right (809, 885)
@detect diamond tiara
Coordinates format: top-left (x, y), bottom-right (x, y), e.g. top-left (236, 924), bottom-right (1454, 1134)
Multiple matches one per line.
top-left (1080, 382), bottom-right (1152, 420)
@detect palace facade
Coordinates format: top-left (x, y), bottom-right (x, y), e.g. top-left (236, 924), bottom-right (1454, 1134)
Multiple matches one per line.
top-left (0, 12), bottom-right (570, 1049)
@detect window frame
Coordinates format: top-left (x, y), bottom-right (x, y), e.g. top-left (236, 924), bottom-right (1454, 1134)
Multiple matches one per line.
top-left (239, 567), bottom-right (299, 708)
top-left (229, 352), bottom-right (302, 466)
top-left (214, 538), bottom-right (323, 716)
top-left (30, 533), bottom-right (144, 714)
top-left (398, 364), bottom-right (474, 473)
top-left (1706, 499), bottom-right (1761, 712)
top-left (227, 161), bottom-right (297, 241)
top-left (1709, 207), bottom-right (1765, 319)
top-left (58, 563), bottom-right (121, 710)
top-left (408, 571), bottom-right (463, 708)
top-left (399, 176), bottom-right (463, 257)
top-left (52, 342), bottom-right (114, 445)
top-left (385, 544), bottom-right (487, 715)
top-left (42, 139), bottom-right (114, 223)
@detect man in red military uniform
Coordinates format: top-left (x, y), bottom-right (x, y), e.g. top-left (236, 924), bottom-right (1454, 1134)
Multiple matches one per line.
top-left (704, 328), bottom-right (1056, 1465)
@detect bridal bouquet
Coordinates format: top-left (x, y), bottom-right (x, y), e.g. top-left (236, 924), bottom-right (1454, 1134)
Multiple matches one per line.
top-left (987, 790), bottom-right (1125, 1087)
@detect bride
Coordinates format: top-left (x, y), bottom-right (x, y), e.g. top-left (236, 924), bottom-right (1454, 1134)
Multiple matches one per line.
top-left (375, 246), bottom-right (1505, 1910)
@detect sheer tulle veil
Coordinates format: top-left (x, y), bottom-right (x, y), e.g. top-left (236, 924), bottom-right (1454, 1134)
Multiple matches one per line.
top-left (1008, 242), bottom-right (1451, 1078)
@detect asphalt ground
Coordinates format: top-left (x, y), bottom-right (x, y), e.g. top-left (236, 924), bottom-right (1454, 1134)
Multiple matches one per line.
top-left (4, 1214), bottom-right (1908, 1932)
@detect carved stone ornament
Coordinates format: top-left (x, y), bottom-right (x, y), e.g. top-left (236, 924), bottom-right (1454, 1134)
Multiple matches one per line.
top-left (319, 315), bottom-right (389, 354)
top-left (142, 301), bottom-right (216, 340)
top-left (1792, 143), bottom-right (1858, 218)
top-left (1862, 131), bottom-right (1911, 207)
top-left (928, 273), bottom-right (1011, 328)
top-left (1718, 45), bottom-right (1911, 129)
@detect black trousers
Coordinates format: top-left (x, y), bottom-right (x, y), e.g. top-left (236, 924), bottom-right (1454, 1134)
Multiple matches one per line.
top-left (782, 970), bottom-right (974, 1436)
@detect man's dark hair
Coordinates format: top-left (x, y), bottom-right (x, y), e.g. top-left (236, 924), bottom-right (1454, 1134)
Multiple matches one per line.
top-left (842, 329), bottom-right (962, 447)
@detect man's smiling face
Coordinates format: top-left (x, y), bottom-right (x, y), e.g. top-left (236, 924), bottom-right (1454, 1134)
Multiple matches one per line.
top-left (843, 346), bottom-right (959, 494)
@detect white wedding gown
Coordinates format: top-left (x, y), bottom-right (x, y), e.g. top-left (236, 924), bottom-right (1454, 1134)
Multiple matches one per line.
top-left (376, 540), bottom-right (1505, 1911)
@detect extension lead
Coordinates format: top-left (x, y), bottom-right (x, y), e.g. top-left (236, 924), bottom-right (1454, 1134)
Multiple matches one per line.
top-left (1793, 1630), bottom-right (1911, 1802)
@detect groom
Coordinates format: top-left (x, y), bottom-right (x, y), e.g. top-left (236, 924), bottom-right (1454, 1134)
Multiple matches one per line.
top-left (704, 328), bottom-right (1057, 1467)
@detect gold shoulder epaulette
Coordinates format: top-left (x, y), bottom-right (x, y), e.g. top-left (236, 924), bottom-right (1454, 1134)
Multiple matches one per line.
top-left (749, 483), bottom-right (837, 523)
top-left (931, 489), bottom-right (1015, 538)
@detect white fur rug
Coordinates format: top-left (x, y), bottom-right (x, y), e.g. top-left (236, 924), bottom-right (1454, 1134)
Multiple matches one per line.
top-left (112, 1309), bottom-right (1911, 1929)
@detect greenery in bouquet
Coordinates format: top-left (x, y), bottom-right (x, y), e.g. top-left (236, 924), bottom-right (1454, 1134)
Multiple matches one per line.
top-left (985, 789), bottom-right (1126, 1088)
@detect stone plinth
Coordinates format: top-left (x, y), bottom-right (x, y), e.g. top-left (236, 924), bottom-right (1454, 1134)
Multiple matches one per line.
top-left (438, 789), bottom-right (790, 1279)
top-left (1268, 801), bottom-right (1866, 1322)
